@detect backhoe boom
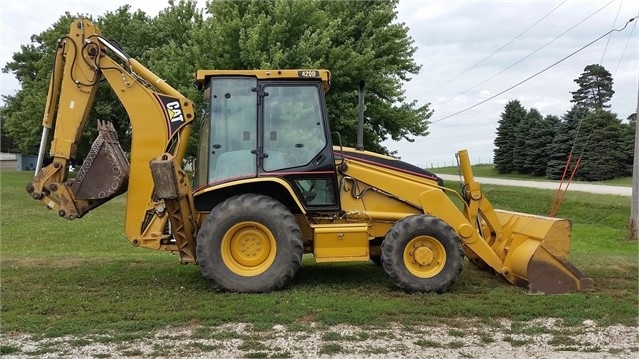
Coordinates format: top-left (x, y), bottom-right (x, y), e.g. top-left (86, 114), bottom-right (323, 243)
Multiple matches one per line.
top-left (27, 19), bottom-right (197, 259)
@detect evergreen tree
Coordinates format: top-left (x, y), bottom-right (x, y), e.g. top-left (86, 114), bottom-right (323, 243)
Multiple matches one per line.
top-left (494, 100), bottom-right (527, 173)
top-left (620, 113), bottom-right (636, 177)
top-left (512, 108), bottom-right (541, 174)
top-left (570, 64), bottom-right (614, 111)
top-left (574, 111), bottom-right (626, 181)
top-left (545, 106), bottom-right (589, 179)
top-left (525, 114), bottom-right (559, 176)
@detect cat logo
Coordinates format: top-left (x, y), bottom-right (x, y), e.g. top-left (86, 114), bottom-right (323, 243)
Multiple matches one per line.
top-left (155, 94), bottom-right (186, 137)
top-left (166, 101), bottom-right (185, 123)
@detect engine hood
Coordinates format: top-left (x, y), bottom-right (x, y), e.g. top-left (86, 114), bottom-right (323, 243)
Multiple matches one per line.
top-left (334, 147), bottom-right (444, 186)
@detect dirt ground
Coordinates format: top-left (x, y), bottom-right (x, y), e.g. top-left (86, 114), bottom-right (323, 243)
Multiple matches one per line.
top-left (2, 318), bottom-right (638, 358)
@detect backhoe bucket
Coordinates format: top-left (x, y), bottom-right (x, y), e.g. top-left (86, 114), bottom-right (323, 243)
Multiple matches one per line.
top-left (490, 210), bottom-right (594, 294)
top-left (70, 120), bottom-right (129, 200)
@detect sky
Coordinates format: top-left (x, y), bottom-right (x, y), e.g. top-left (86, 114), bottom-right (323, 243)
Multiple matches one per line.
top-left (1, 0), bottom-right (637, 168)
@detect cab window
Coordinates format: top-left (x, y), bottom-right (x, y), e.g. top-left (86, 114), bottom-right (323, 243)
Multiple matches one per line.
top-left (208, 78), bottom-right (258, 182)
top-left (262, 85), bottom-right (326, 171)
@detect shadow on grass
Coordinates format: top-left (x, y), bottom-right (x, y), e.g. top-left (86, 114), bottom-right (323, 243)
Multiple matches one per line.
top-left (292, 261), bottom-right (390, 290)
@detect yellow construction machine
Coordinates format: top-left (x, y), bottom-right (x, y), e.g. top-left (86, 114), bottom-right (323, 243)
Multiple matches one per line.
top-left (27, 19), bottom-right (593, 294)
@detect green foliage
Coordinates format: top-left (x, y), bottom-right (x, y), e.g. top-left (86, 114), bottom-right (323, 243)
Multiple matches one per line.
top-left (0, 81), bottom-right (48, 154)
top-left (493, 100), bottom-right (526, 173)
top-left (1, 0), bottom-right (427, 161)
top-left (494, 64), bottom-right (633, 182)
top-left (619, 116), bottom-right (636, 177)
top-left (0, 8), bottom-right (157, 161)
top-left (570, 64), bottom-right (615, 111)
top-left (545, 106), bottom-right (589, 180)
top-left (0, 116), bottom-right (18, 152)
top-left (0, 345), bottom-right (20, 355)
top-left (512, 107), bottom-right (543, 174)
top-left (526, 114), bottom-right (559, 176)
top-left (1, 14), bottom-right (77, 155)
top-left (574, 110), bottom-right (629, 181)
top-left (193, 0), bottom-right (430, 154)
top-left (143, 0), bottom-right (204, 161)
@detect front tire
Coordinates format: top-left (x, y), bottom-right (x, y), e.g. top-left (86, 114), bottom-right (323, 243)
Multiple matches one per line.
top-left (196, 194), bottom-right (303, 293)
top-left (381, 215), bottom-right (464, 293)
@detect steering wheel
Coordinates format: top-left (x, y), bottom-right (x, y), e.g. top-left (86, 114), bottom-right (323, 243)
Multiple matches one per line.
top-left (297, 180), bottom-right (317, 203)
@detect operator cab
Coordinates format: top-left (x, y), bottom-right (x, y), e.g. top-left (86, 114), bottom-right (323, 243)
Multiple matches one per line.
top-left (194, 70), bottom-right (339, 212)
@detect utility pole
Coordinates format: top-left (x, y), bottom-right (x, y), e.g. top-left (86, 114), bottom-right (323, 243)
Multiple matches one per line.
top-left (630, 83), bottom-right (638, 240)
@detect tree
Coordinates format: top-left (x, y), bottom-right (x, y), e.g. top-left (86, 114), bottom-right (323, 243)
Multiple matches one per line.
top-left (630, 111), bottom-right (638, 240)
top-left (136, 0), bottom-right (204, 163)
top-left (2, 0), bottom-right (429, 158)
top-left (493, 100), bottom-right (526, 173)
top-left (545, 106), bottom-right (590, 179)
top-left (619, 113), bottom-right (637, 177)
top-left (525, 114), bottom-right (559, 176)
top-left (1, 13), bottom-right (76, 155)
top-left (192, 0), bottom-right (430, 154)
top-left (0, 116), bottom-right (18, 153)
top-left (512, 108), bottom-right (542, 174)
top-left (570, 64), bottom-right (614, 112)
top-left (573, 111), bottom-right (627, 181)
top-left (1, 2), bottom-right (202, 162)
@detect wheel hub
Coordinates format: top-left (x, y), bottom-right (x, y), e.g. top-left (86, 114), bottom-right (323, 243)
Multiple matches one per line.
top-left (239, 235), bottom-right (262, 258)
top-left (221, 221), bottom-right (276, 276)
top-left (403, 236), bottom-right (446, 278)
top-left (411, 242), bottom-right (435, 267)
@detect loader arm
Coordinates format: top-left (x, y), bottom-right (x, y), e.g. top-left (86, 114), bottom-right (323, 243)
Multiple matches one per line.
top-left (27, 19), bottom-right (198, 262)
top-left (337, 148), bottom-right (593, 293)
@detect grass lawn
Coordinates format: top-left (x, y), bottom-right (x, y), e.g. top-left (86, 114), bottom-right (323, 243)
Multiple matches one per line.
top-left (1, 171), bottom-right (636, 338)
top-left (432, 164), bottom-right (633, 186)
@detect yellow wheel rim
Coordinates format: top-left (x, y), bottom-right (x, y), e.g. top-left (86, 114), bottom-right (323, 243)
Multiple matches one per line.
top-left (220, 221), bottom-right (277, 277)
top-left (403, 236), bottom-right (446, 278)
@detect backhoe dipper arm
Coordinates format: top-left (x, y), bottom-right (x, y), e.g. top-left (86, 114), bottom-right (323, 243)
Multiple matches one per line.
top-left (27, 19), bottom-right (196, 256)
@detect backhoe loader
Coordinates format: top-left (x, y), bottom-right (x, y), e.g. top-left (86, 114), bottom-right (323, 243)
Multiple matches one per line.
top-left (27, 19), bottom-right (593, 294)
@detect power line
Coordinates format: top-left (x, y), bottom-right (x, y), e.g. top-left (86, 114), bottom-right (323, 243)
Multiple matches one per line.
top-left (553, 3), bottom-right (630, 211)
top-left (430, 15), bottom-right (638, 124)
top-left (599, 0), bottom-right (625, 64)
top-left (417, 0), bottom-right (567, 98)
top-left (613, 12), bottom-right (638, 80)
top-left (431, 0), bottom-right (616, 107)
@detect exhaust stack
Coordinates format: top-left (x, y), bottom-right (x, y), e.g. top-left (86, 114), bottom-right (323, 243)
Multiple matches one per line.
top-left (356, 81), bottom-right (365, 151)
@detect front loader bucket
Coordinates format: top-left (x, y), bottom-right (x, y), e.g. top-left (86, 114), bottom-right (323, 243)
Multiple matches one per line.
top-left (491, 210), bottom-right (594, 294)
top-left (70, 120), bottom-right (129, 200)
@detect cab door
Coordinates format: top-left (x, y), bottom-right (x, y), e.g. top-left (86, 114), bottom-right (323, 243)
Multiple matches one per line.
top-left (259, 82), bottom-right (340, 211)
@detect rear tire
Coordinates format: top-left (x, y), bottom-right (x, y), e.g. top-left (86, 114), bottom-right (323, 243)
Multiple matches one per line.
top-left (196, 194), bottom-right (303, 293)
top-left (381, 215), bottom-right (463, 293)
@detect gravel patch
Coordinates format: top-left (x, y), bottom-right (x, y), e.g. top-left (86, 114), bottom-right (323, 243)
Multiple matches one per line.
top-left (1, 318), bottom-right (638, 358)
